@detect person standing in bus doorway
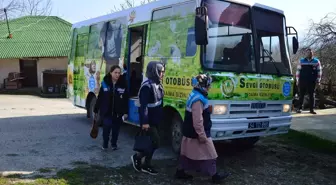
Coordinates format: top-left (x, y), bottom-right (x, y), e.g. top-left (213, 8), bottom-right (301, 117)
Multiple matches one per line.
top-left (93, 65), bottom-right (129, 150)
top-left (174, 74), bottom-right (230, 184)
top-left (131, 61), bottom-right (165, 175)
top-left (295, 48), bottom-right (322, 114)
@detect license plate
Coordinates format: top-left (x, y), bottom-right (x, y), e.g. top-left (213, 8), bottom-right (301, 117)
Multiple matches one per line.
top-left (251, 102), bottom-right (266, 109)
top-left (248, 121), bottom-right (269, 129)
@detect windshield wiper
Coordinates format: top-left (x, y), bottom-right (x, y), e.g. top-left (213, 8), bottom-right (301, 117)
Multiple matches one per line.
top-left (262, 49), bottom-right (281, 77)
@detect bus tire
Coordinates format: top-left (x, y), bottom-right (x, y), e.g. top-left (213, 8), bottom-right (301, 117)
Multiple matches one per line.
top-left (171, 113), bottom-right (183, 154)
top-left (232, 136), bottom-right (259, 149)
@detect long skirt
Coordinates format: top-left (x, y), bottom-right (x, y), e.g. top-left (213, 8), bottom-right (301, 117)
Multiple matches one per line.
top-left (179, 155), bottom-right (217, 176)
top-left (179, 136), bottom-right (218, 176)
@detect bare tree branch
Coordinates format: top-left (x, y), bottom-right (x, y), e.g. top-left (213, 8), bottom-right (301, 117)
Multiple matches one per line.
top-left (0, 0), bottom-right (24, 20)
top-left (111, 0), bottom-right (157, 12)
top-left (0, 0), bottom-right (52, 20)
top-left (290, 12), bottom-right (336, 83)
top-left (23, 0), bottom-right (52, 16)
top-left (298, 12), bottom-right (336, 83)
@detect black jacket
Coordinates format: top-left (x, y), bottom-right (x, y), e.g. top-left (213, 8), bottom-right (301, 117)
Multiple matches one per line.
top-left (94, 74), bottom-right (129, 118)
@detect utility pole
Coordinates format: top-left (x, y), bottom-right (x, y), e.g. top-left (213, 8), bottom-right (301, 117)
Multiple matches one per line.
top-left (4, 8), bottom-right (12, 38)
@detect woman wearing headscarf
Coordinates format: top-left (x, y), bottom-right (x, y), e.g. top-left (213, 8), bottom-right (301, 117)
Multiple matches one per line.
top-left (131, 61), bottom-right (165, 175)
top-left (175, 74), bottom-right (230, 184)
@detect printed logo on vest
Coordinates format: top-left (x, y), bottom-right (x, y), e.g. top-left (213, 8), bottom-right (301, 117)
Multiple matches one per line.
top-left (282, 81), bottom-right (291, 97)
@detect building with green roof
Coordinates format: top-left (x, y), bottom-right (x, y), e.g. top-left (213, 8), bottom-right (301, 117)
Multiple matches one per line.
top-left (0, 16), bottom-right (71, 89)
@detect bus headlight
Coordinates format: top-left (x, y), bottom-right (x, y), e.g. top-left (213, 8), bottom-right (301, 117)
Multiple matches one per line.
top-left (213, 104), bottom-right (228, 115)
top-left (283, 104), bottom-right (291, 113)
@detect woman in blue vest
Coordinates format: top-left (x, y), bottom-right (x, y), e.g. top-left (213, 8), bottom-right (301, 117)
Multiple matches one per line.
top-left (175, 74), bottom-right (230, 184)
top-left (131, 61), bottom-right (165, 175)
top-left (93, 65), bottom-right (129, 150)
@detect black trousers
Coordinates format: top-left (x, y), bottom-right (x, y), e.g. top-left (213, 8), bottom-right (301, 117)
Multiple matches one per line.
top-left (136, 126), bottom-right (160, 166)
top-left (298, 81), bottom-right (316, 111)
top-left (102, 117), bottom-right (122, 148)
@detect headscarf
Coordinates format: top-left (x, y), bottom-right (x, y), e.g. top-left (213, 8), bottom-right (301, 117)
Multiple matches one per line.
top-left (191, 73), bottom-right (212, 94)
top-left (145, 61), bottom-right (165, 84)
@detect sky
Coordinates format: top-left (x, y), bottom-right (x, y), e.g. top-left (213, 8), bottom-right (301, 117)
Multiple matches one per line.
top-left (3, 0), bottom-right (336, 39)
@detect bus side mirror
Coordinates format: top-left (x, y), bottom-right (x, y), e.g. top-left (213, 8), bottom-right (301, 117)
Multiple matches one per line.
top-left (195, 6), bottom-right (208, 45)
top-left (286, 26), bottom-right (299, 54)
top-left (292, 37), bottom-right (299, 54)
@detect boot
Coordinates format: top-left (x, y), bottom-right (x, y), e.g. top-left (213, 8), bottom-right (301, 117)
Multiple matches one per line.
top-left (310, 110), bottom-right (317, 114)
top-left (212, 172), bottom-right (230, 184)
top-left (175, 169), bottom-right (193, 180)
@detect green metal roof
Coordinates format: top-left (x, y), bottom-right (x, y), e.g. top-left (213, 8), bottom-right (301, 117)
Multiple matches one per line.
top-left (0, 16), bottom-right (72, 59)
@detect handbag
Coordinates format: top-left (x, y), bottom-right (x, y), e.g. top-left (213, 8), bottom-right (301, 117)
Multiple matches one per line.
top-left (133, 129), bottom-right (153, 154)
top-left (90, 116), bottom-right (99, 139)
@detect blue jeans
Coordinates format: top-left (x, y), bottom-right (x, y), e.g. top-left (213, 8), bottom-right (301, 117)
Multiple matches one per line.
top-left (102, 116), bottom-right (122, 148)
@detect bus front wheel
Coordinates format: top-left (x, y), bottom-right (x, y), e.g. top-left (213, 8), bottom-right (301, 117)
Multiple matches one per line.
top-left (171, 113), bottom-right (183, 154)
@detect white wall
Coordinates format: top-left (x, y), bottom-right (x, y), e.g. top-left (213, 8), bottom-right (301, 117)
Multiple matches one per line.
top-left (37, 57), bottom-right (68, 87)
top-left (0, 59), bottom-right (20, 88)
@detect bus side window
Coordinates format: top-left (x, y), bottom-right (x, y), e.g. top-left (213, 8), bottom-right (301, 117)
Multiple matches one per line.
top-left (104, 21), bottom-right (124, 72)
top-left (186, 27), bottom-right (197, 57)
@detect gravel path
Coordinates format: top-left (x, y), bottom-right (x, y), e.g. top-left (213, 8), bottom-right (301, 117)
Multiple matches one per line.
top-left (0, 95), bottom-right (173, 173)
top-left (1, 95), bottom-right (335, 185)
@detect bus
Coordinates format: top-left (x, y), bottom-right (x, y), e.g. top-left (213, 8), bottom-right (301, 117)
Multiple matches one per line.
top-left (67, 0), bottom-right (299, 153)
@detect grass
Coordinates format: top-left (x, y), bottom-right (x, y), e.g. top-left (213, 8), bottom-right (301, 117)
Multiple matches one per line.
top-left (38, 168), bottom-right (54, 173)
top-left (0, 161), bottom-right (180, 185)
top-left (277, 129), bottom-right (336, 154)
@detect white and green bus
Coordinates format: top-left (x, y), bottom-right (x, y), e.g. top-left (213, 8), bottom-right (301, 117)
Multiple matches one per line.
top-left (67, 0), bottom-right (299, 153)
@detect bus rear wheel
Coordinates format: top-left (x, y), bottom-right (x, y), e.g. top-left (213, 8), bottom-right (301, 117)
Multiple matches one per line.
top-left (171, 113), bottom-right (183, 154)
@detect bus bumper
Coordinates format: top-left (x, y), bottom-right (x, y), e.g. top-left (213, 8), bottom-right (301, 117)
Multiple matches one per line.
top-left (210, 115), bottom-right (292, 141)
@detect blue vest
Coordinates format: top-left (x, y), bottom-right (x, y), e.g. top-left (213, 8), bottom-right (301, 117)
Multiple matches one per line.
top-left (299, 58), bottom-right (320, 82)
top-left (138, 80), bottom-right (164, 126)
top-left (138, 80), bottom-right (164, 107)
top-left (182, 89), bottom-right (212, 139)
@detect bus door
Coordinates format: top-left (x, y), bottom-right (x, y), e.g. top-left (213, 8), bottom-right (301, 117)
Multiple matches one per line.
top-left (126, 24), bottom-right (148, 125)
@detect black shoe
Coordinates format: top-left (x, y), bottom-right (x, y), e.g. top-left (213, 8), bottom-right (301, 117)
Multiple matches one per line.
top-left (175, 169), bottom-right (193, 180)
top-left (111, 145), bottom-right (118, 150)
top-left (141, 165), bottom-right (158, 175)
top-left (131, 154), bottom-right (142, 172)
top-left (296, 109), bottom-right (302, 113)
top-left (212, 172), bottom-right (230, 184)
top-left (310, 110), bottom-right (317, 114)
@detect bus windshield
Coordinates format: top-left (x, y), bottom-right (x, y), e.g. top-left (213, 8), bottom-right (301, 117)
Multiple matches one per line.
top-left (204, 0), bottom-right (256, 73)
top-left (253, 7), bottom-right (291, 75)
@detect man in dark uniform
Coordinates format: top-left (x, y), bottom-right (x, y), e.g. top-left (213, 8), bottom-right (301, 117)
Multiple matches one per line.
top-left (295, 48), bottom-right (322, 114)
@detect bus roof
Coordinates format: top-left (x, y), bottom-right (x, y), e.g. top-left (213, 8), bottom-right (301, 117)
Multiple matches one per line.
top-left (72, 0), bottom-right (284, 29)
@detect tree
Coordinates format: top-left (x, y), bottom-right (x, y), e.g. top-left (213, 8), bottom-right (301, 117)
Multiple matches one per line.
top-left (303, 12), bottom-right (336, 50)
top-left (112, 0), bottom-right (157, 12)
top-left (22, 0), bottom-right (52, 16)
top-left (290, 12), bottom-right (336, 84)
top-left (0, 0), bottom-right (52, 20)
top-left (0, 0), bottom-right (23, 20)
top-left (304, 13), bottom-right (336, 84)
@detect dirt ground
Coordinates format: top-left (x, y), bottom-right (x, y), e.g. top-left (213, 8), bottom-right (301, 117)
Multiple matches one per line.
top-left (0, 95), bottom-right (336, 185)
